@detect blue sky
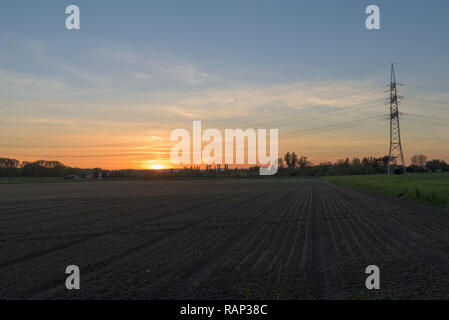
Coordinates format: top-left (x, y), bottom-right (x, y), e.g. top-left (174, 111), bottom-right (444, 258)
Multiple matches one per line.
top-left (2, 0), bottom-right (449, 84)
top-left (1, 0), bottom-right (448, 168)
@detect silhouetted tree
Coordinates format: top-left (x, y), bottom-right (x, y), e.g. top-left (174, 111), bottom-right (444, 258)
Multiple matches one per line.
top-left (290, 152), bottom-right (298, 168)
top-left (0, 157), bottom-right (21, 177)
top-left (298, 155), bottom-right (310, 168)
top-left (411, 154), bottom-right (427, 169)
top-left (284, 152), bottom-right (291, 168)
top-left (278, 158), bottom-right (285, 169)
top-left (21, 160), bottom-right (66, 177)
top-left (426, 159), bottom-right (448, 172)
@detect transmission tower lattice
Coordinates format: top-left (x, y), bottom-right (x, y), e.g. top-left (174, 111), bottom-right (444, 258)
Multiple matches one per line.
top-left (387, 63), bottom-right (406, 175)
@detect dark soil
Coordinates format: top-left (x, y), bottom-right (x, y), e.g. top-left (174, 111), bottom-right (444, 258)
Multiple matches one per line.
top-left (1, 178), bottom-right (448, 299)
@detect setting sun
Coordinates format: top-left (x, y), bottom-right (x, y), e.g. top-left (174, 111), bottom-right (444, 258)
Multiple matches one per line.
top-left (149, 164), bottom-right (165, 170)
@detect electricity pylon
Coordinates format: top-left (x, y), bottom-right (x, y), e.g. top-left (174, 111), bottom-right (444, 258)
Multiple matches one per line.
top-left (387, 63), bottom-right (406, 175)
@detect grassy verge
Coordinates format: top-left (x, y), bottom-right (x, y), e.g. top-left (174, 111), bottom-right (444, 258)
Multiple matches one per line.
top-left (325, 173), bottom-right (449, 210)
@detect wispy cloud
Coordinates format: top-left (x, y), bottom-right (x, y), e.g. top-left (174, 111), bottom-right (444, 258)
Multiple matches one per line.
top-left (92, 44), bottom-right (214, 85)
top-left (0, 68), bottom-right (66, 93)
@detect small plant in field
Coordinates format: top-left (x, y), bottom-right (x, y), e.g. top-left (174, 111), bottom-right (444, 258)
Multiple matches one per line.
top-left (353, 287), bottom-right (400, 300)
top-left (237, 268), bottom-right (284, 300)
top-left (238, 282), bottom-right (283, 300)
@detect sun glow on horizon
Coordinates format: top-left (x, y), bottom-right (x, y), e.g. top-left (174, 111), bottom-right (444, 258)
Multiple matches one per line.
top-left (140, 159), bottom-right (173, 170)
top-left (148, 164), bottom-right (166, 170)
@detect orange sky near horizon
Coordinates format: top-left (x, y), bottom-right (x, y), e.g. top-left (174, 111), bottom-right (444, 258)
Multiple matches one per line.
top-left (3, 118), bottom-right (448, 170)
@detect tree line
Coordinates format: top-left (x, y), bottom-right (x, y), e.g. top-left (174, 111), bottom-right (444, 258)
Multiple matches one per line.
top-left (1, 153), bottom-right (448, 178)
top-left (276, 152), bottom-right (391, 176)
top-left (408, 154), bottom-right (449, 173)
top-left (275, 152), bottom-right (449, 176)
top-left (0, 158), bottom-right (91, 177)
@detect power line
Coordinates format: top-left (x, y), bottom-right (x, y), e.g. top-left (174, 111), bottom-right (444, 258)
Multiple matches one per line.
top-left (215, 98), bottom-right (385, 131)
top-left (203, 86), bottom-right (385, 128)
top-left (404, 112), bottom-right (449, 123)
top-left (402, 117), bottom-right (448, 128)
top-left (280, 114), bottom-right (385, 138)
top-left (402, 83), bottom-right (449, 94)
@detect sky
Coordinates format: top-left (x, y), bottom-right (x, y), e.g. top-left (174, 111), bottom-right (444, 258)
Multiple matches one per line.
top-left (1, 0), bottom-right (449, 169)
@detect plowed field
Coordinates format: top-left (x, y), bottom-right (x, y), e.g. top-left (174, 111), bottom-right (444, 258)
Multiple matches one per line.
top-left (1, 178), bottom-right (448, 299)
